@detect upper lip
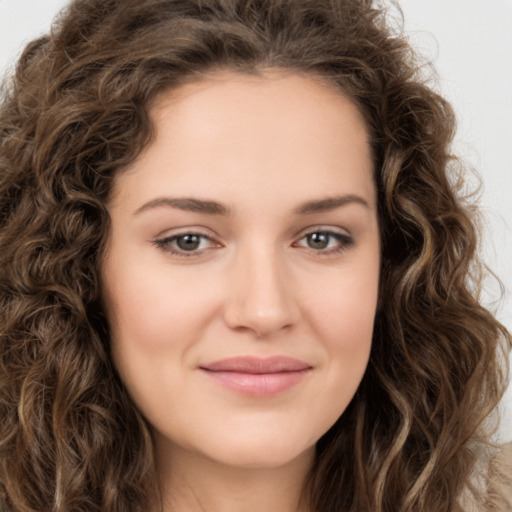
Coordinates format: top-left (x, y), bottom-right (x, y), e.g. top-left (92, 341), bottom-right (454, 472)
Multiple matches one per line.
top-left (200, 356), bottom-right (312, 374)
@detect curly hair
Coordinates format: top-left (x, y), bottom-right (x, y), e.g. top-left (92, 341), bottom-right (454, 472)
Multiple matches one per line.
top-left (0, 0), bottom-right (510, 510)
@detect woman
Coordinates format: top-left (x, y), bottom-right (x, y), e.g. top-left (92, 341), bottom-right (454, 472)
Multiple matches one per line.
top-left (0, 0), bottom-right (510, 511)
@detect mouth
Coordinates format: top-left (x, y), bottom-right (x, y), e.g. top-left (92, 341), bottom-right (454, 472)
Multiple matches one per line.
top-left (199, 356), bottom-right (312, 397)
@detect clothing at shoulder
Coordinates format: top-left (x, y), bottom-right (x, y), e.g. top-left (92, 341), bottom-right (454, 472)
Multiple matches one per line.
top-left (461, 442), bottom-right (512, 512)
top-left (485, 442), bottom-right (512, 512)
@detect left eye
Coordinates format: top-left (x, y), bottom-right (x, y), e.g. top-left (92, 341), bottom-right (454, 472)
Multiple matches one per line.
top-left (154, 233), bottom-right (216, 255)
top-left (295, 231), bottom-right (354, 253)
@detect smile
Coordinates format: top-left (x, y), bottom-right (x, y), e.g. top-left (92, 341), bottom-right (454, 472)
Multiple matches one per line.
top-left (199, 356), bottom-right (313, 397)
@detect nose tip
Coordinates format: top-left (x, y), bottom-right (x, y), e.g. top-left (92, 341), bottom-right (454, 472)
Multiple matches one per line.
top-left (225, 304), bottom-right (293, 338)
top-left (223, 251), bottom-right (299, 338)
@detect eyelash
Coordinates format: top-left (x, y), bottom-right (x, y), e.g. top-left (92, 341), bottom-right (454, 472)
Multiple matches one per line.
top-left (153, 228), bottom-right (355, 259)
top-left (294, 230), bottom-right (354, 255)
top-left (153, 232), bottom-right (219, 257)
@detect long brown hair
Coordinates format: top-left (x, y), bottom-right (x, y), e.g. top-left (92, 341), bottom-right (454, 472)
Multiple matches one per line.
top-left (1, 0), bottom-right (510, 510)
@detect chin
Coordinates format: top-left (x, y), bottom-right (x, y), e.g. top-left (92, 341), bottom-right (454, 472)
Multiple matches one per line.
top-left (200, 435), bottom-right (316, 470)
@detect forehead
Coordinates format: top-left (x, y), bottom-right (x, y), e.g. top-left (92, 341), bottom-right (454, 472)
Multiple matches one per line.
top-left (150, 69), bottom-right (369, 142)
top-left (111, 69), bottom-right (375, 213)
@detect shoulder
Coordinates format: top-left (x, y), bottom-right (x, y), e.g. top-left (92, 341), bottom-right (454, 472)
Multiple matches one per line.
top-left (459, 442), bottom-right (512, 512)
top-left (484, 442), bottom-right (512, 512)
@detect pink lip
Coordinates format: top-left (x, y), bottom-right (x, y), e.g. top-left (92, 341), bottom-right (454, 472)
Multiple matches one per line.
top-left (199, 356), bottom-right (312, 397)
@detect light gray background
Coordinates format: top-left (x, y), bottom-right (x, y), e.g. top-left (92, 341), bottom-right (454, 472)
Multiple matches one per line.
top-left (1, 0), bottom-right (511, 441)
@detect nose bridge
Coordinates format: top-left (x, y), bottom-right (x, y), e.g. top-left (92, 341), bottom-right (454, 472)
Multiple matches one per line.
top-left (223, 240), bottom-right (298, 337)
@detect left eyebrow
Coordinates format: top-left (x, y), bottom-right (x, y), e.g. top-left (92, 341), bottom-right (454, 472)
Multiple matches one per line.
top-left (294, 194), bottom-right (370, 215)
top-left (133, 197), bottom-right (231, 216)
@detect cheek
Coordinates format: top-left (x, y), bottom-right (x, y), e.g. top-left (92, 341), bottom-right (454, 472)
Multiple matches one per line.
top-left (103, 262), bottom-right (211, 424)
top-left (104, 259), bottom-right (219, 354)
top-left (309, 262), bottom-right (379, 347)
top-left (305, 262), bottom-right (378, 403)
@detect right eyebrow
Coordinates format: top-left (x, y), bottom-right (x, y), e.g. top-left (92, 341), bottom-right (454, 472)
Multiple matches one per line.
top-left (133, 197), bottom-right (232, 216)
top-left (294, 194), bottom-right (370, 215)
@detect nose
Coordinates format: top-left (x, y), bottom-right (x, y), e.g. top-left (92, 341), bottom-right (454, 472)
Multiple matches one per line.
top-left (223, 246), bottom-right (300, 338)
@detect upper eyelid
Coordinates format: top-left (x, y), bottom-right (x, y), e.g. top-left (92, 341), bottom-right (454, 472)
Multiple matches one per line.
top-left (292, 225), bottom-right (353, 245)
top-left (155, 225), bottom-right (350, 241)
top-left (154, 224), bottom-right (352, 241)
top-left (153, 224), bottom-right (218, 239)
top-left (156, 232), bottom-right (219, 247)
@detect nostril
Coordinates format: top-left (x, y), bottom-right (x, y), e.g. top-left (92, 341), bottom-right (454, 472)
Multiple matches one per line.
top-left (223, 294), bottom-right (299, 338)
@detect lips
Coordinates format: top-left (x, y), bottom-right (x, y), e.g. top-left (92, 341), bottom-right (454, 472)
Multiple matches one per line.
top-left (201, 356), bottom-right (311, 373)
top-left (199, 356), bottom-right (312, 396)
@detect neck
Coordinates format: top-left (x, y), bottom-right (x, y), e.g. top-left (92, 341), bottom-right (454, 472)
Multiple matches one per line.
top-left (155, 442), bottom-right (314, 512)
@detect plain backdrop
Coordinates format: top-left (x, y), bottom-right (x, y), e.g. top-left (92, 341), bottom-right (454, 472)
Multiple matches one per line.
top-left (1, 0), bottom-right (511, 441)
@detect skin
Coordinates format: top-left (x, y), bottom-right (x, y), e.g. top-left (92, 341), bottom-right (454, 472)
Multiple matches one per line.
top-left (102, 70), bottom-right (381, 512)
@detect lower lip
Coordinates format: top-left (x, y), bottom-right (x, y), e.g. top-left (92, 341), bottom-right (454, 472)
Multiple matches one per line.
top-left (200, 369), bottom-right (311, 397)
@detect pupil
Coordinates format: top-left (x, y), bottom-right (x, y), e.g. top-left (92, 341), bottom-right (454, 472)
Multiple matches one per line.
top-left (308, 232), bottom-right (329, 249)
top-left (177, 234), bottom-right (200, 251)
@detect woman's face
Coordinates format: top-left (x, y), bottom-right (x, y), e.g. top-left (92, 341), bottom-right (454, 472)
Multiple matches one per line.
top-left (102, 70), bottom-right (380, 471)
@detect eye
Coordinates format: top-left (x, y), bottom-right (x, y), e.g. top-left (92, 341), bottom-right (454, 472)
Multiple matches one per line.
top-left (153, 232), bottom-right (219, 257)
top-left (294, 230), bottom-right (354, 254)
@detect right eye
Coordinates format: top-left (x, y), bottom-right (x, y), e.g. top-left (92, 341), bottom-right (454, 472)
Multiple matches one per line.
top-left (153, 232), bottom-right (219, 257)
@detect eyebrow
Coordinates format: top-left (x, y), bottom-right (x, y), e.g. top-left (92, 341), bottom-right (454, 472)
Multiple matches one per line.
top-left (133, 194), bottom-right (370, 216)
top-left (294, 194), bottom-right (370, 214)
top-left (134, 197), bottom-right (230, 216)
